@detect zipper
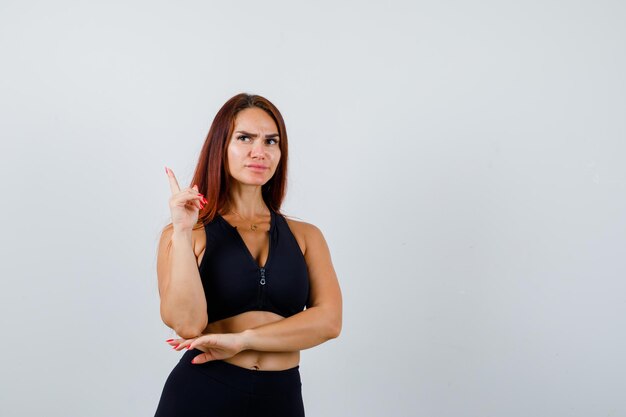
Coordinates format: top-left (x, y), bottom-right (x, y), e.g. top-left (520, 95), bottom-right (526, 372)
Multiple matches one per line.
top-left (258, 267), bottom-right (266, 308)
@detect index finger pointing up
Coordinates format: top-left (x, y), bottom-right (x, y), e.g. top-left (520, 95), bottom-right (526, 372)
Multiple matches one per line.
top-left (165, 166), bottom-right (181, 195)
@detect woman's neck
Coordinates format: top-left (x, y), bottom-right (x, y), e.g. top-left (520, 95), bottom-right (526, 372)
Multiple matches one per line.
top-left (224, 183), bottom-right (269, 218)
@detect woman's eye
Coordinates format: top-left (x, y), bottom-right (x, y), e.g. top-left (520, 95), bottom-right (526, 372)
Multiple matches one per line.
top-left (237, 135), bottom-right (278, 145)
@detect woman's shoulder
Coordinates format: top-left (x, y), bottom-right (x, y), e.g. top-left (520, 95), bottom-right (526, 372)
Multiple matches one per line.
top-left (279, 213), bottom-right (333, 263)
top-left (280, 213), bottom-right (320, 232)
top-left (279, 213), bottom-right (325, 247)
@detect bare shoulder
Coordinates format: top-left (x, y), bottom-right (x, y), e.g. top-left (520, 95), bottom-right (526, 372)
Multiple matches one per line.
top-left (282, 214), bottom-right (326, 256)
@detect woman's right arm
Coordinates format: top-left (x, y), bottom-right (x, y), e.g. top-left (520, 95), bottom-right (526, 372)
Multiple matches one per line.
top-left (157, 225), bottom-right (208, 339)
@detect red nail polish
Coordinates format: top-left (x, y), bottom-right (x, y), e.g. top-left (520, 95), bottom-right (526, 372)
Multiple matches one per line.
top-left (166, 339), bottom-right (174, 342)
top-left (165, 166), bottom-right (169, 174)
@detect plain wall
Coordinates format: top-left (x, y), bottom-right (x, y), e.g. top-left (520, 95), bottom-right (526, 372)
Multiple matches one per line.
top-left (0, 0), bottom-right (624, 416)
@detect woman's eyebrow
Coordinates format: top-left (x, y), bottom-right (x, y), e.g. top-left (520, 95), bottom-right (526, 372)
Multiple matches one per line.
top-left (235, 130), bottom-right (280, 138)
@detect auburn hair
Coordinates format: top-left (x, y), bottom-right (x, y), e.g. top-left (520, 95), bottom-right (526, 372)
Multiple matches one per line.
top-left (165, 93), bottom-right (289, 233)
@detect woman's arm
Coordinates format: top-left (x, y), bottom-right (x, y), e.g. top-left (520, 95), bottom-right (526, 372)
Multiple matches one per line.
top-left (157, 225), bottom-right (208, 338)
top-left (242, 222), bottom-right (342, 351)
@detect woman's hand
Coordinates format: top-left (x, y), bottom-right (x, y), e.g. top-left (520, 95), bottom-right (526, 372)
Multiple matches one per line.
top-left (165, 166), bottom-right (207, 232)
top-left (165, 333), bottom-right (246, 364)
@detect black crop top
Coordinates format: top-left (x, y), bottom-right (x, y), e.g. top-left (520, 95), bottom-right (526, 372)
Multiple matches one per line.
top-left (198, 209), bottom-right (311, 324)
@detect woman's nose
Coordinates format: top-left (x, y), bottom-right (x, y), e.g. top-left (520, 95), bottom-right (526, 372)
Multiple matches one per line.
top-left (250, 141), bottom-right (265, 158)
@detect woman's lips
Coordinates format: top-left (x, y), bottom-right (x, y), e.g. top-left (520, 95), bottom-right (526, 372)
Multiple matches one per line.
top-left (246, 165), bottom-right (268, 172)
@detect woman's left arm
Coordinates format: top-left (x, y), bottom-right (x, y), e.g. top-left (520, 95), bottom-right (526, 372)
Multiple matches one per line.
top-left (242, 222), bottom-right (343, 351)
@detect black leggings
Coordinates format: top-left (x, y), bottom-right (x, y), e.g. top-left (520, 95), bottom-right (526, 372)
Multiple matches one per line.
top-left (154, 348), bottom-right (305, 417)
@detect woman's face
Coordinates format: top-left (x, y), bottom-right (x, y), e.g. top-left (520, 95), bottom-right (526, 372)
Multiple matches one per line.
top-left (226, 107), bottom-right (281, 187)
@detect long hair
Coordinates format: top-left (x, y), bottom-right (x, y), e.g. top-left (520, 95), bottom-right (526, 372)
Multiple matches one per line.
top-left (168, 93), bottom-right (289, 232)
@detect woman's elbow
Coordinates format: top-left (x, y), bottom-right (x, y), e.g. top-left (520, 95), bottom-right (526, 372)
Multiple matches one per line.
top-left (160, 308), bottom-right (207, 338)
top-left (326, 314), bottom-right (342, 340)
top-left (170, 320), bottom-right (206, 339)
top-left (175, 326), bottom-right (205, 339)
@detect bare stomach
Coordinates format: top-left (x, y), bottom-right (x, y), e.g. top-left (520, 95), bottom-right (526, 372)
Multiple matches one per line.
top-left (201, 311), bottom-right (300, 371)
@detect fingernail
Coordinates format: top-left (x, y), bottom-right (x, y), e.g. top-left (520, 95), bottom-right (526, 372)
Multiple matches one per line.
top-left (166, 339), bottom-right (174, 342)
top-left (165, 166), bottom-right (169, 175)
top-left (187, 345), bottom-right (192, 350)
top-left (173, 344), bottom-right (180, 349)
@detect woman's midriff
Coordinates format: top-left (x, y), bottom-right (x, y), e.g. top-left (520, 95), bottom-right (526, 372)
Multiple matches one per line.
top-left (201, 310), bottom-right (300, 371)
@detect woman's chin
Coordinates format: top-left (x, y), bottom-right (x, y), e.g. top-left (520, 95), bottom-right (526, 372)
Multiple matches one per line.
top-left (232, 178), bottom-right (269, 188)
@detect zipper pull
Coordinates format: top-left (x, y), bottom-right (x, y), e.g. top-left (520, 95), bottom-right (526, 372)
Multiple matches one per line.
top-left (259, 267), bottom-right (266, 285)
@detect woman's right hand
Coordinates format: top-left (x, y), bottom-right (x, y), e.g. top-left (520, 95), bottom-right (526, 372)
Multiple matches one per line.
top-left (165, 166), bottom-right (207, 232)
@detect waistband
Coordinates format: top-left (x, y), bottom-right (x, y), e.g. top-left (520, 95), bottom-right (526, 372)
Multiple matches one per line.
top-left (180, 348), bottom-right (301, 394)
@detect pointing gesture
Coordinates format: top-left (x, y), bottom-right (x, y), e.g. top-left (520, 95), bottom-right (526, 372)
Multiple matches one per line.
top-left (165, 166), bottom-right (207, 232)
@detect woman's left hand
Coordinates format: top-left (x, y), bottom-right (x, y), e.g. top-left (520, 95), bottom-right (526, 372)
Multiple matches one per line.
top-left (166, 333), bottom-right (246, 364)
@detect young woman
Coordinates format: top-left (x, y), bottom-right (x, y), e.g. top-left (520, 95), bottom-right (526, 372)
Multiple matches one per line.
top-left (154, 93), bottom-right (343, 416)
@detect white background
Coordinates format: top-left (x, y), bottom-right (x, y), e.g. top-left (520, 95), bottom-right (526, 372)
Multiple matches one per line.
top-left (1, 1), bottom-right (625, 416)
